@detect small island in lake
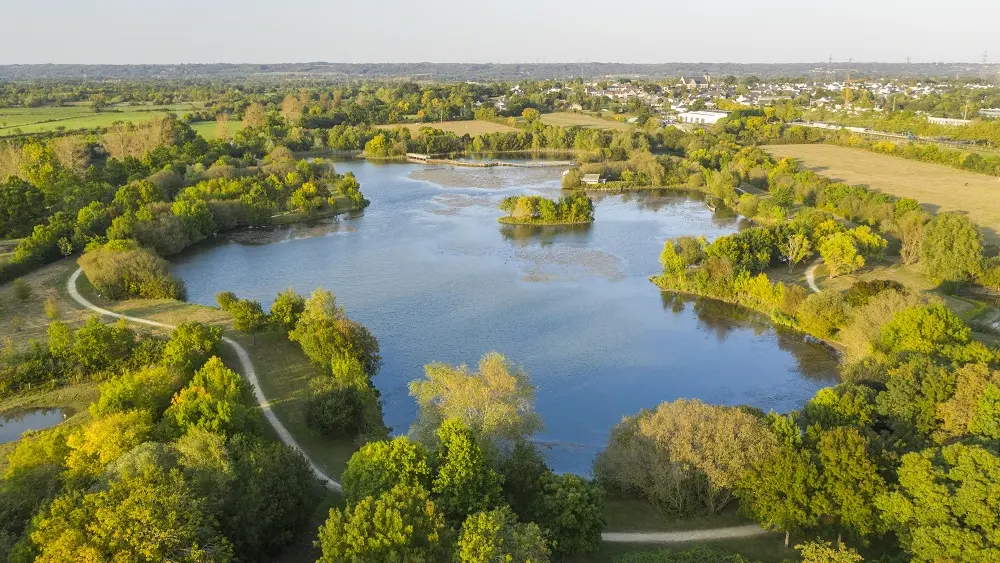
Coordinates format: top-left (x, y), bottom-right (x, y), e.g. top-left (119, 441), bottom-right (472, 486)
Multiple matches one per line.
top-left (498, 193), bottom-right (595, 225)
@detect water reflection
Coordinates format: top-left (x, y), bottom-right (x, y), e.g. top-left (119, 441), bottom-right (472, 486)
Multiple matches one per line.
top-left (499, 223), bottom-right (594, 246)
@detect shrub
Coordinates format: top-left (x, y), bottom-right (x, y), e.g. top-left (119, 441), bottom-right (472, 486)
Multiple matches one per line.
top-left (43, 294), bottom-right (59, 319)
top-left (78, 240), bottom-right (185, 300)
top-left (215, 291), bottom-right (238, 311)
top-left (844, 279), bottom-right (906, 307)
top-left (12, 278), bottom-right (32, 301)
top-left (304, 380), bottom-right (378, 437)
top-left (796, 291), bottom-right (851, 339)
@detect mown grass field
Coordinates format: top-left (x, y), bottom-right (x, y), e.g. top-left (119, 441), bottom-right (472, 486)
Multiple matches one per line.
top-left (540, 111), bottom-right (634, 131)
top-left (375, 119), bottom-right (519, 135)
top-left (765, 144), bottom-right (1000, 243)
top-left (0, 102), bottom-right (206, 136)
top-left (190, 119), bottom-right (244, 140)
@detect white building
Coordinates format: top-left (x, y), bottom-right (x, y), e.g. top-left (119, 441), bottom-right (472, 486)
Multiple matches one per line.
top-left (979, 108), bottom-right (1000, 119)
top-left (677, 110), bottom-right (730, 125)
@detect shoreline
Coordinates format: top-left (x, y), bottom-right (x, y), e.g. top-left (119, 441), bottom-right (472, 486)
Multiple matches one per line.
top-left (650, 275), bottom-right (845, 358)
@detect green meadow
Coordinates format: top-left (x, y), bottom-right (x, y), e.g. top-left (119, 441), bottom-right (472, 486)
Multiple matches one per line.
top-left (0, 103), bottom-right (207, 136)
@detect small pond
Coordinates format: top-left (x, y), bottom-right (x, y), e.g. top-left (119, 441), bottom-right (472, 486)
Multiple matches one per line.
top-left (0, 408), bottom-right (67, 443)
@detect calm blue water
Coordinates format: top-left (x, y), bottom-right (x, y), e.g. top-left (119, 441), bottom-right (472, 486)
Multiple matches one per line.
top-left (0, 409), bottom-right (67, 443)
top-left (172, 161), bottom-right (838, 474)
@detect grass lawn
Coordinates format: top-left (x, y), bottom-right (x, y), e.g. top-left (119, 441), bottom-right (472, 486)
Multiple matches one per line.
top-left (0, 258), bottom-right (95, 351)
top-left (190, 119), bottom-right (244, 140)
top-left (765, 144), bottom-right (1000, 244)
top-left (0, 103), bottom-right (206, 136)
top-left (540, 112), bottom-right (634, 131)
top-left (604, 497), bottom-right (753, 532)
top-left (375, 120), bottom-right (519, 135)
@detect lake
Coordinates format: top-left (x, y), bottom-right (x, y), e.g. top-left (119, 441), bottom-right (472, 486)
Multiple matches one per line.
top-left (172, 161), bottom-right (839, 474)
top-left (0, 408), bottom-right (67, 443)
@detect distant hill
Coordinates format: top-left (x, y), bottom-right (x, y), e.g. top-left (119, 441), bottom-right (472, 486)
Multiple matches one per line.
top-left (0, 62), bottom-right (996, 81)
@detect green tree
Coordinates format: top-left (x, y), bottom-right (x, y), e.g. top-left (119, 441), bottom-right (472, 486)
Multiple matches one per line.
top-left (877, 444), bottom-right (1000, 562)
top-left (288, 289), bottom-right (381, 376)
top-left (64, 410), bottom-right (154, 479)
top-left (803, 384), bottom-right (877, 431)
top-left (738, 445), bottom-right (828, 548)
top-left (781, 233), bottom-right (812, 273)
top-left (316, 483), bottom-right (448, 563)
top-left (532, 473), bottom-right (604, 558)
top-left (306, 377), bottom-right (382, 438)
top-left (521, 108), bottom-right (541, 122)
top-left (497, 441), bottom-right (550, 522)
top-left (0, 178), bottom-right (46, 238)
top-left (163, 357), bottom-right (258, 437)
top-left (79, 240), bottom-right (186, 300)
top-left (796, 541), bottom-right (864, 563)
top-left (162, 322), bottom-right (222, 373)
top-left (815, 427), bottom-right (886, 543)
top-left (89, 365), bottom-right (186, 419)
top-left (268, 287), bottom-right (305, 332)
top-left (921, 213), bottom-right (983, 282)
top-left (341, 437), bottom-right (432, 504)
top-left (890, 210), bottom-right (927, 266)
top-left (876, 303), bottom-right (985, 363)
top-left (215, 291), bottom-right (238, 311)
top-left (70, 317), bottom-right (137, 374)
top-left (456, 506), bottom-right (550, 563)
top-left (229, 299), bottom-right (267, 344)
top-left (595, 399), bottom-right (778, 516)
top-left (410, 352), bottom-right (542, 444)
top-left (795, 291), bottom-right (851, 339)
top-left (216, 435), bottom-right (321, 560)
top-left (819, 232), bottom-right (864, 277)
top-left (431, 419), bottom-right (504, 523)
top-left (29, 465), bottom-right (233, 563)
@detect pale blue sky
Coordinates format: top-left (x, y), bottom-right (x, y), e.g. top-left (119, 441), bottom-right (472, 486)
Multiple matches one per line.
top-left (1, 0), bottom-right (996, 64)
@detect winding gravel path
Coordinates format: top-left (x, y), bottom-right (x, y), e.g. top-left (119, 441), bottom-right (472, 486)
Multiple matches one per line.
top-left (67, 268), bottom-right (342, 492)
top-left (602, 524), bottom-right (768, 543)
top-left (805, 260), bottom-right (822, 293)
top-left (68, 267), bottom-right (775, 542)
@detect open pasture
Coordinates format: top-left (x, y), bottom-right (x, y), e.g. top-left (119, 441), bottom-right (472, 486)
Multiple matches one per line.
top-left (540, 111), bottom-right (634, 131)
top-left (375, 120), bottom-right (519, 135)
top-left (766, 143), bottom-right (1000, 243)
top-left (0, 102), bottom-right (206, 136)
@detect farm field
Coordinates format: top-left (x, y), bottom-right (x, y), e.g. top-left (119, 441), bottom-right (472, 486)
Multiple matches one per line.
top-left (190, 119), bottom-right (244, 140)
top-left (375, 119), bottom-right (519, 135)
top-left (766, 143), bottom-right (1000, 243)
top-left (0, 102), bottom-right (206, 136)
top-left (540, 111), bottom-right (634, 131)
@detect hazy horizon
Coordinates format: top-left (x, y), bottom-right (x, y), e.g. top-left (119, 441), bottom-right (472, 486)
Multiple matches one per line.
top-left (2, 0), bottom-right (997, 66)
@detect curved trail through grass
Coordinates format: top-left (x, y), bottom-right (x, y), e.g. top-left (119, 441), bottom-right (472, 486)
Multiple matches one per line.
top-left (67, 268), bottom-right (342, 492)
top-left (68, 267), bottom-right (773, 542)
top-left (805, 260), bottom-right (822, 293)
top-left (602, 524), bottom-right (768, 543)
